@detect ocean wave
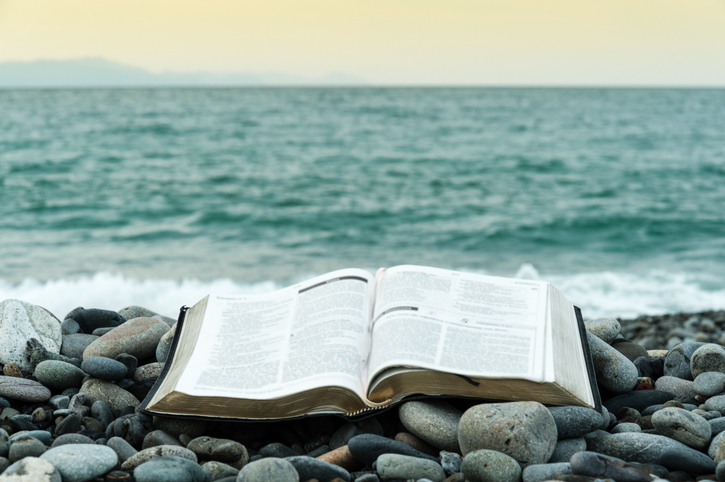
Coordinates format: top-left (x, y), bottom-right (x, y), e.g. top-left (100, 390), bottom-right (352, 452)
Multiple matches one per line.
top-left (1, 266), bottom-right (723, 322)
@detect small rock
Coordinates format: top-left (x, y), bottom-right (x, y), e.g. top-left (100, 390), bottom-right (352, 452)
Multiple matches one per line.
top-left (694, 372), bottom-right (725, 397)
top-left (522, 462), bottom-right (572, 482)
top-left (132, 455), bottom-right (206, 482)
top-left (121, 444), bottom-right (198, 471)
top-left (201, 460), bottom-right (239, 481)
top-left (548, 406), bottom-right (604, 439)
top-left (375, 453), bottom-right (444, 482)
top-left (651, 407), bottom-right (711, 449)
top-left (64, 307), bottom-right (126, 334)
top-left (40, 444), bottom-right (118, 482)
top-left (187, 436), bottom-right (245, 462)
top-left (549, 437), bottom-right (586, 463)
top-left (347, 434), bottom-right (438, 466)
top-left (316, 445), bottom-right (361, 472)
top-left (654, 376), bottom-right (698, 401)
top-left (457, 401), bottom-right (557, 467)
top-left (2, 363), bottom-right (23, 378)
top-left (0, 376), bottom-right (51, 403)
top-left (585, 318), bottom-right (621, 344)
top-left (587, 332), bottom-right (638, 393)
top-left (0, 299), bottom-right (61, 372)
top-left (286, 455), bottom-right (353, 482)
top-left (133, 362), bottom-right (164, 388)
top-left (440, 450), bottom-right (462, 476)
top-left (691, 344), bottom-right (725, 379)
top-left (60, 334), bottom-right (99, 359)
top-left (664, 341), bottom-right (705, 380)
top-left (603, 390), bottom-right (675, 414)
top-left (611, 422), bottom-right (642, 433)
top-left (79, 378), bottom-right (140, 416)
top-left (117, 306), bottom-right (157, 320)
top-left (398, 400), bottom-right (461, 452)
top-left (8, 435), bottom-right (46, 462)
top-left (460, 449), bottom-right (521, 482)
top-left (237, 457), bottom-right (299, 482)
top-left (142, 430), bottom-right (182, 449)
top-left (83, 317), bottom-right (169, 361)
top-left (51, 433), bottom-right (95, 448)
top-left (611, 339), bottom-right (648, 362)
top-left (156, 325), bottom-right (177, 363)
top-left (34, 360), bottom-right (87, 390)
top-left (80, 357), bottom-right (128, 381)
top-left (107, 436), bottom-right (138, 464)
top-left (570, 451), bottom-right (651, 482)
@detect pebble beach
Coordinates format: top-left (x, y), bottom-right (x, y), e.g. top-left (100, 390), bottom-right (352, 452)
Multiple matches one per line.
top-left (2, 299), bottom-right (725, 482)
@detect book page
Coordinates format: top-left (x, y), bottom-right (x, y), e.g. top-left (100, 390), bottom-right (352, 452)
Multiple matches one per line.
top-left (175, 268), bottom-right (376, 400)
top-left (367, 265), bottom-right (548, 388)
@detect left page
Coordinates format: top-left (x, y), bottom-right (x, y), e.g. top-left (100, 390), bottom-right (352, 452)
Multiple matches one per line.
top-left (174, 268), bottom-right (376, 400)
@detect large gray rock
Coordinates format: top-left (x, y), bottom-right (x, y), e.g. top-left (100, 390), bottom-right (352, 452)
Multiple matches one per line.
top-left (83, 317), bottom-right (169, 360)
top-left (587, 332), bottom-right (638, 393)
top-left (40, 444), bottom-right (118, 482)
top-left (461, 449), bottom-right (521, 482)
top-left (458, 401), bottom-right (557, 467)
top-left (398, 400), bottom-right (462, 452)
top-left (0, 299), bottom-right (61, 372)
top-left (651, 407), bottom-right (711, 450)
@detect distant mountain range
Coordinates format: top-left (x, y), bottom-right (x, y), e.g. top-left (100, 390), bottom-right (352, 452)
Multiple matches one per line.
top-left (0, 58), bottom-right (369, 88)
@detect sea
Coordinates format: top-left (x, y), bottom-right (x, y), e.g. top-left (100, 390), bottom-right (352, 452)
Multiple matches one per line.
top-left (1, 87), bottom-right (724, 320)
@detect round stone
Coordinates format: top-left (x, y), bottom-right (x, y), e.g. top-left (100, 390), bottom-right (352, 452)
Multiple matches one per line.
top-left (118, 306), bottom-right (158, 321)
top-left (60, 334), bottom-right (99, 359)
top-left (80, 357), bottom-right (128, 381)
top-left (694, 372), bottom-right (725, 397)
top-left (0, 299), bottom-right (62, 372)
top-left (40, 444), bottom-right (118, 482)
top-left (201, 460), bottom-right (239, 481)
top-left (347, 434), bottom-right (438, 466)
top-left (654, 376), bottom-right (698, 401)
top-left (691, 344), bottom-right (725, 379)
top-left (286, 455), bottom-right (353, 482)
top-left (651, 407), bottom-right (711, 450)
top-left (611, 422), bottom-right (642, 434)
top-left (664, 341), bottom-right (705, 380)
top-left (133, 455), bottom-right (206, 482)
top-left (398, 400), bottom-right (462, 452)
top-left (548, 406), bottom-right (603, 439)
top-left (237, 457), bottom-right (299, 482)
top-left (64, 307), bottom-right (126, 334)
top-left (461, 449), bottom-right (521, 482)
top-left (187, 436), bottom-right (245, 463)
top-left (585, 318), bottom-right (621, 344)
top-left (82, 317), bottom-right (170, 361)
top-left (375, 453), bottom-right (445, 482)
top-left (548, 437), bottom-right (586, 463)
top-left (457, 402), bottom-right (557, 467)
top-left (34, 360), bottom-right (87, 390)
top-left (522, 462), bottom-right (572, 482)
top-left (121, 445), bottom-right (198, 471)
top-left (79, 378), bottom-right (140, 416)
top-left (570, 451), bottom-right (652, 481)
top-left (8, 435), bottom-right (47, 462)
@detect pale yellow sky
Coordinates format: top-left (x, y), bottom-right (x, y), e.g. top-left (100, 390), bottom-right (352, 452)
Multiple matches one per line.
top-left (1, 0), bottom-right (724, 85)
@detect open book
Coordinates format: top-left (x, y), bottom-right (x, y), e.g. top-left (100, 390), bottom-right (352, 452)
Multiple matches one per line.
top-left (141, 265), bottom-right (600, 420)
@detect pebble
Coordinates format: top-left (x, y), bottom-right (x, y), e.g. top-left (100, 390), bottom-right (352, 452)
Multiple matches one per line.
top-left (347, 434), bottom-right (439, 465)
top-left (33, 360), bottom-right (87, 390)
top-left (115, 353), bottom-right (138, 379)
top-left (585, 318), bottom-right (621, 344)
top-left (440, 450), bottom-right (462, 475)
top-left (79, 378), bottom-right (140, 416)
top-left (394, 432), bottom-right (438, 456)
top-left (64, 307), bottom-right (126, 334)
top-left (694, 372), bottom-right (725, 397)
top-left (316, 445), bottom-right (361, 471)
top-left (374, 453), bottom-right (444, 482)
top-left (330, 419), bottom-right (384, 450)
top-left (49, 395), bottom-right (70, 410)
top-left (10, 430), bottom-right (52, 445)
top-left (664, 341), bottom-right (705, 380)
top-left (55, 413), bottom-right (83, 436)
top-left (691, 344), bottom-right (725, 379)
top-left (61, 319), bottom-right (81, 335)
top-left (132, 455), bottom-right (206, 482)
top-left (142, 430), bottom-right (182, 449)
top-left (710, 417), bottom-right (725, 436)
top-left (40, 444), bottom-right (118, 482)
top-left (132, 362), bottom-right (165, 388)
top-left (460, 449), bottom-right (521, 482)
top-left (654, 376), bottom-right (698, 401)
top-left (187, 436), bottom-right (245, 462)
top-left (83, 317), bottom-right (170, 360)
top-left (585, 430), bottom-right (716, 474)
top-left (237, 457), bottom-right (299, 482)
top-left (80, 357), bottom-right (128, 381)
top-left (587, 332), bottom-right (639, 393)
top-left (121, 444), bottom-right (198, 471)
top-left (8, 435), bottom-right (47, 462)
top-left (117, 306), bottom-right (158, 321)
top-left (287, 455), bottom-right (353, 482)
top-left (2, 363), bottom-right (23, 378)
top-left (611, 422), bottom-right (641, 433)
top-left (91, 400), bottom-right (114, 428)
top-left (549, 437), bottom-right (586, 463)
top-left (107, 436), bottom-right (138, 463)
top-left (548, 406), bottom-right (604, 439)
top-left (651, 407), bottom-right (711, 449)
top-left (0, 456), bottom-right (61, 482)
top-left (60, 334), bottom-right (99, 360)
top-left (156, 324), bottom-right (177, 363)
top-left (570, 451), bottom-right (652, 482)
top-left (611, 339), bottom-right (649, 362)
top-left (201, 460), bottom-right (239, 481)
top-left (258, 442), bottom-right (297, 458)
top-left (0, 376), bottom-right (51, 403)
top-left (457, 401), bottom-right (557, 467)
top-left (522, 462), bottom-right (572, 482)
top-left (705, 395), bottom-right (725, 413)
top-left (0, 299), bottom-right (62, 372)
top-left (398, 400), bottom-right (462, 452)
top-left (51, 434), bottom-right (94, 448)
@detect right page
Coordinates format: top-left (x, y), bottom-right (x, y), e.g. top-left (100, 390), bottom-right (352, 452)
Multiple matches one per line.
top-left (367, 265), bottom-right (550, 388)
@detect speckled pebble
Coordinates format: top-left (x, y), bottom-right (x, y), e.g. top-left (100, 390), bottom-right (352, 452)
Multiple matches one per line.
top-left (587, 332), bottom-right (638, 393)
top-left (34, 360), bottom-right (87, 390)
top-left (651, 407), bottom-right (711, 449)
top-left (458, 401), bottom-right (557, 467)
top-left (187, 436), bottom-right (245, 463)
top-left (121, 444), bottom-right (198, 471)
top-left (691, 344), bottom-right (725, 379)
top-left (0, 456), bottom-right (61, 482)
top-left (585, 318), bottom-right (621, 344)
top-left (461, 449), bottom-right (521, 482)
top-left (664, 341), bottom-right (705, 380)
top-left (694, 371), bottom-right (725, 397)
top-left (237, 457), bottom-right (299, 482)
top-left (398, 400), bottom-right (461, 452)
top-left (548, 437), bottom-right (586, 463)
top-left (522, 462), bottom-right (571, 482)
top-left (80, 356), bottom-right (128, 381)
top-left (654, 376), bottom-right (698, 401)
top-left (548, 406), bottom-right (604, 439)
top-left (0, 376), bottom-right (52, 403)
top-left (40, 444), bottom-right (118, 482)
top-left (132, 455), bottom-right (206, 482)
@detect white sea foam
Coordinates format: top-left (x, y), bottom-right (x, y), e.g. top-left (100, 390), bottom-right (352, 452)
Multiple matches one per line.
top-left (0, 266), bottom-right (723, 321)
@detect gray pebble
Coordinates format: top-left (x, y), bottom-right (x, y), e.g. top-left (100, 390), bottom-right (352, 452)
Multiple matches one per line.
top-left (585, 318), bottom-right (621, 344)
top-left (664, 341), bottom-right (705, 380)
top-left (398, 400), bottom-right (461, 452)
top-left (705, 395), bottom-right (725, 414)
top-left (460, 449), bottom-right (521, 482)
top-left (61, 319), bottom-right (80, 335)
top-left (570, 451), bottom-right (652, 482)
top-left (80, 356), bottom-right (128, 381)
top-left (143, 430), bottom-right (182, 449)
top-left (651, 406), bottom-right (711, 449)
top-left (121, 444), bottom-right (198, 471)
top-left (187, 436), bottom-right (246, 463)
top-left (107, 436), bottom-right (138, 463)
top-left (710, 417), bottom-right (725, 436)
top-left (91, 400), bottom-right (114, 428)
top-left (587, 332), bottom-right (638, 393)
top-left (695, 372), bottom-right (725, 397)
top-left (8, 435), bottom-right (46, 462)
top-left (548, 406), bottom-right (604, 439)
top-left (330, 418), bottom-right (384, 450)
top-left (611, 422), bottom-right (642, 434)
top-left (286, 455), bottom-right (353, 482)
top-left (0, 375), bottom-right (52, 403)
top-left (133, 455), bottom-right (206, 482)
top-left (118, 306), bottom-right (157, 320)
top-left (458, 401), bottom-right (557, 467)
top-left (64, 307), bottom-right (126, 334)
top-left (40, 444), bottom-right (118, 482)
top-left (202, 460), bottom-right (240, 481)
top-left (82, 317), bottom-right (169, 361)
top-left (709, 430), bottom-right (725, 460)
top-left (548, 437), bottom-right (586, 463)
top-left (49, 395), bottom-right (70, 410)
top-left (237, 457), bottom-right (299, 482)
top-left (51, 433), bottom-right (95, 447)
top-left (522, 462), bottom-right (571, 482)
top-left (347, 434), bottom-right (438, 466)
top-left (60, 334), bottom-right (99, 359)
top-left (691, 344), bottom-right (725, 379)
top-left (440, 450), bottom-right (462, 475)
top-left (654, 376), bottom-right (698, 401)
top-left (10, 430), bottom-right (52, 445)
top-left (375, 453), bottom-right (444, 482)
top-left (79, 378), bottom-right (140, 416)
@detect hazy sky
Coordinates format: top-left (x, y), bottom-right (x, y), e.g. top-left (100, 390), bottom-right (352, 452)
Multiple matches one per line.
top-left (1, 0), bottom-right (724, 86)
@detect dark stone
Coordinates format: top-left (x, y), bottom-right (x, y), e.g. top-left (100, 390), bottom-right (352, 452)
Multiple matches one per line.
top-left (603, 390), bottom-right (675, 414)
top-left (55, 413), bottom-right (82, 436)
top-left (548, 406), bottom-right (604, 439)
top-left (286, 455), bottom-right (352, 482)
top-left (571, 451), bottom-right (652, 481)
top-left (81, 357), bottom-right (128, 382)
top-left (64, 307), bottom-right (126, 334)
top-left (611, 340), bottom-right (648, 362)
top-left (347, 434), bottom-right (439, 466)
top-left (115, 354), bottom-right (138, 379)
top-left (664, 341), bottom-right (705, 381)
top-left (60, 334), bottom-right (99, 359)
top-left (258, 442), bottom-right (297, 458)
